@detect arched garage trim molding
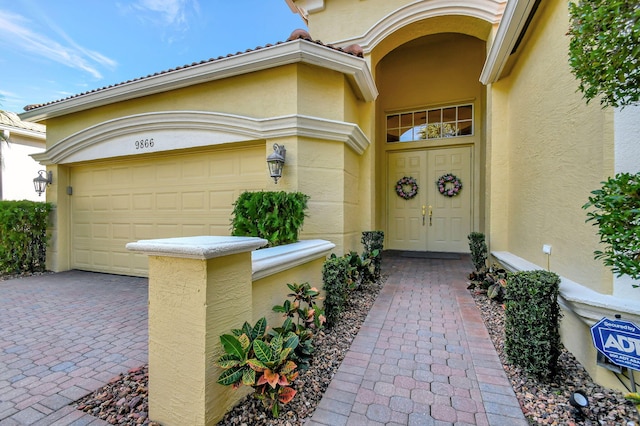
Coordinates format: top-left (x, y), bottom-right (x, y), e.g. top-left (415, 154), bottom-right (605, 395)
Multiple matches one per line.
top-left (32, 111), bottom-right (371, 165)
top-left (331, 0), bottom-right (506, 53)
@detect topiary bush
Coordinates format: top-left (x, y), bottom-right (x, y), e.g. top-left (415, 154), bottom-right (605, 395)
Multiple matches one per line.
top-left (321, 254), bottom-right (351, 328)
top-left (0, 200), bottom-right (53, 275)
top-left (504, 270), bottom-right (562, 381)
top-left (468, 232), bottom-right (488, 273)
top-left (231, 191), bottom-right (309, 247)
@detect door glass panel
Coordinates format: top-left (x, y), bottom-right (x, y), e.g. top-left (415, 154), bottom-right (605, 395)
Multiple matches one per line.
top-left (458, 105), bottom-right (472, 120)
top-left (442, 107), bottom-right (456, 122)
top-left (459, 121), bottom-right (473, 135)
top-left (387, 128), bottom-right (400, 142)
top-left (400, 127), bottom-right (413, 141)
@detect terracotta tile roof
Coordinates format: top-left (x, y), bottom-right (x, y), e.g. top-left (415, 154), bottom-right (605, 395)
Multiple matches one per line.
top-left (0, 110), bottom-right (46, 133)
top-left (23, 30), bottom-right (363, 112)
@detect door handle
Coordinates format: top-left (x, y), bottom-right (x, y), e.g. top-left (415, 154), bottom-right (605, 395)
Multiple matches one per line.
top-left (429, 205), bottom-right (432, 226)
top-left (422, 205), bottom-right (426, 226)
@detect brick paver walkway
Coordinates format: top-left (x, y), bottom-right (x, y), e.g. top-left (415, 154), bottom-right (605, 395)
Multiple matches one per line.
top-left (1, 256), bottom-right (525, 425)
top-left (307, 254), bottom-right (528, 426)
top-left (0, 271), bottom-right (148, 425)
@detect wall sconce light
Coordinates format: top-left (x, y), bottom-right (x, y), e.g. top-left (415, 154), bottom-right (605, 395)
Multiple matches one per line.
top-left (266, 143), bottom-right (286, 184)
top-left (33, 170), bottom-right (52, 197)
top-left (569, 389), bottom-right (589, 420)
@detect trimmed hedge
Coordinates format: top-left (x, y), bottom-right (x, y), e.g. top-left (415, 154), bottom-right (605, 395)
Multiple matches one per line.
top-left (468, 232), bottom-right (487, 273)
top-left (361, 231), bottom-right (384, 281)
top-left (0, 200), bottom-right (53, 274)
top-left (231, 191), bottom-right (309, 247)
top-left (321, 254), bottom-right (351, 328)
top-left (504, 270), bottom-right (562, 380)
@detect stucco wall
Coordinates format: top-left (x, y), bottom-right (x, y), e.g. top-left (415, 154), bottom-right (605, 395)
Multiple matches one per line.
top-left (614, 105), bottom-right (640, 175)
top-left (304, 0), bottom-right (412, 43)
top-left (41, 57), bottom-right (371, 274)
top-left (612, 106), bottom-right (640, 298)
top-left (301, 0), bottom-right (499, 47)
top-left (44, 65), bottom-right (301, 144)
top-left (1, 135), bottom-right (45, 201)
top-left (486, 0), bottom-right (637, 388)
top-left (489, 0), bottom-right (614, 293)
top-left (252, 257), bottom-right (325, 326)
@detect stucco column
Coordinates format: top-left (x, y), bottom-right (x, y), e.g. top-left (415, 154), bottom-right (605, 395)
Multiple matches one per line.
top-left (126, 236), bottom-right (267, 426)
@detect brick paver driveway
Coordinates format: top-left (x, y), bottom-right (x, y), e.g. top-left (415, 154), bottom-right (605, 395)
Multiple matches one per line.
top-left (0, 271), bottom-right (148, 425)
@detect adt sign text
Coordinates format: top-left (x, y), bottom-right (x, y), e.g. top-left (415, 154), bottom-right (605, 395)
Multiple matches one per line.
top-left (591, 317), bottom-right (640, 371)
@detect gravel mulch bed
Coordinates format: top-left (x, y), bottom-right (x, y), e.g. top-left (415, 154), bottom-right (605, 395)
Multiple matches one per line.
top-left (471, 290), bottom-right (639, 426)
top-left (70, 272), bottom-right (640, 425)
top-left (74, 278), bottom-right (384, 425)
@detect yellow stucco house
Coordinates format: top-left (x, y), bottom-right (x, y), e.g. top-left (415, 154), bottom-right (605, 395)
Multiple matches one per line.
top-left (20, 0), bottom-right (639, 391)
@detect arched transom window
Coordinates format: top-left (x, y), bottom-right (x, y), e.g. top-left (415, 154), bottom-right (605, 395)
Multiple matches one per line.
top-left (386, 104), bottom-right (473, 143)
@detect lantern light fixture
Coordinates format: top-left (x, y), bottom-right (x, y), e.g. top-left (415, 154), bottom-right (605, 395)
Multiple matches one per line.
top-left (33, 170), bottom-right (52, 197)
top-left (266, 143), bottom-right (286, 184)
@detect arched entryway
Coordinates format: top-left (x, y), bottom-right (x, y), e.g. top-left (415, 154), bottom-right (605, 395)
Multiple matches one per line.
top-left (375, 31), bottom-right (487, 253)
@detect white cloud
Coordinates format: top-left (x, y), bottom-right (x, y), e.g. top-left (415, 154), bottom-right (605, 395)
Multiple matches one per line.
top-left (0, 10), bottom-right (117, 80)
top-left (121, 0), bottom-right (199, 31)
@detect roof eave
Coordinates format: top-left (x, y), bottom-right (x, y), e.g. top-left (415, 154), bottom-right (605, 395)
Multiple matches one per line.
top-left (0, 126), bottom-right (46, 140)
top-left (19, 40), bottom-right (377, 123)
top-left (480, 0), bottom-right (538, 85)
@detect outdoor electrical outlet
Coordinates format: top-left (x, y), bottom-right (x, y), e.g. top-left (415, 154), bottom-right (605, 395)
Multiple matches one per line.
top-left (543, 244), bottom-right (552, 255)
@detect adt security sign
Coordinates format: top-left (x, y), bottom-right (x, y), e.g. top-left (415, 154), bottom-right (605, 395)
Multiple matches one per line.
top-left (591, 317), bottom-right (640, 371)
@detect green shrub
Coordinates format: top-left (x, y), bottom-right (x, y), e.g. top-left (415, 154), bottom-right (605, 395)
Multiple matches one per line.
top-left (467, 232), bottom-right (487, 273)
top-left (484, 266), bottom-right (509, 302)
top-left (321, 254), bottom-right (351, 328)
top-left (568, 0), bottom-right (639, 108)
top-left (0, 200), bottom-right (53, 274)
top-left (271, 282), bottom-right (325, 370)
top-left (215, 317), bottom-right (299, 418)
top-left (583, 172), bottom-right (640, 282)
top-left (361, 231), bottom-right (384, 281)
top-left (231, 191), bottom-right (309, 247)
top-left (504, 270), bottom-right (562, 381)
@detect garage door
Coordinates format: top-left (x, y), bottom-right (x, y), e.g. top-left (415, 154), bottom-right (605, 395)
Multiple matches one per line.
top-left (70, 144), bottom-right (265, 276)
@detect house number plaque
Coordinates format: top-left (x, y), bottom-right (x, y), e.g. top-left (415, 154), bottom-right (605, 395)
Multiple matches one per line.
top-left (134, 138), bottom-right (155, 150)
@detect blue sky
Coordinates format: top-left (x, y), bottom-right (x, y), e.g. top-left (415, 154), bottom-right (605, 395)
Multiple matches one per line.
top-left (0, 0), bottom-right (306, 113)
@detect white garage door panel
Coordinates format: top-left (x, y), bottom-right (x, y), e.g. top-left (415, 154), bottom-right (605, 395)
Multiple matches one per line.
top-left (70, 146), bottom-right (264, 276)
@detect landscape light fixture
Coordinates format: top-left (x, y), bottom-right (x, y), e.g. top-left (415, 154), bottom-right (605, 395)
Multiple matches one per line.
top-left (33, 170), bottom-right (52, 196)
top-left (569, 389), bottom-right (589, 420)
top-left (266, 143), bottom-right (286, 184)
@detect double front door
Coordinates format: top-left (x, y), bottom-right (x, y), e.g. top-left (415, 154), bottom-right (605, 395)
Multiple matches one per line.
top-left (387, 146), bottom-right (472, 252)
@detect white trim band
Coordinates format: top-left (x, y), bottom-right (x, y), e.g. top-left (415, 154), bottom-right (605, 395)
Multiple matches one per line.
top-left (126, 236), bottom-right (268, 260)
top-left (252, 239), bottom-right (335, 280)
top-left (31, 112), bottom-right (371, 165)
top-left (492, 251), bottom-right (640, 327)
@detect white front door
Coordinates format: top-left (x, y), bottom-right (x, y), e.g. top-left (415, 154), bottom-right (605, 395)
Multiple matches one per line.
top-left (387, 146), bottom-right (472, 252)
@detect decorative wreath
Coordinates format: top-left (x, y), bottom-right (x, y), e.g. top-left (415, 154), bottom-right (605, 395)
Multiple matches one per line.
top-left (395, 176), bottom-right (419, 199)
top-left (437, 173), bottom-right (463, 197)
